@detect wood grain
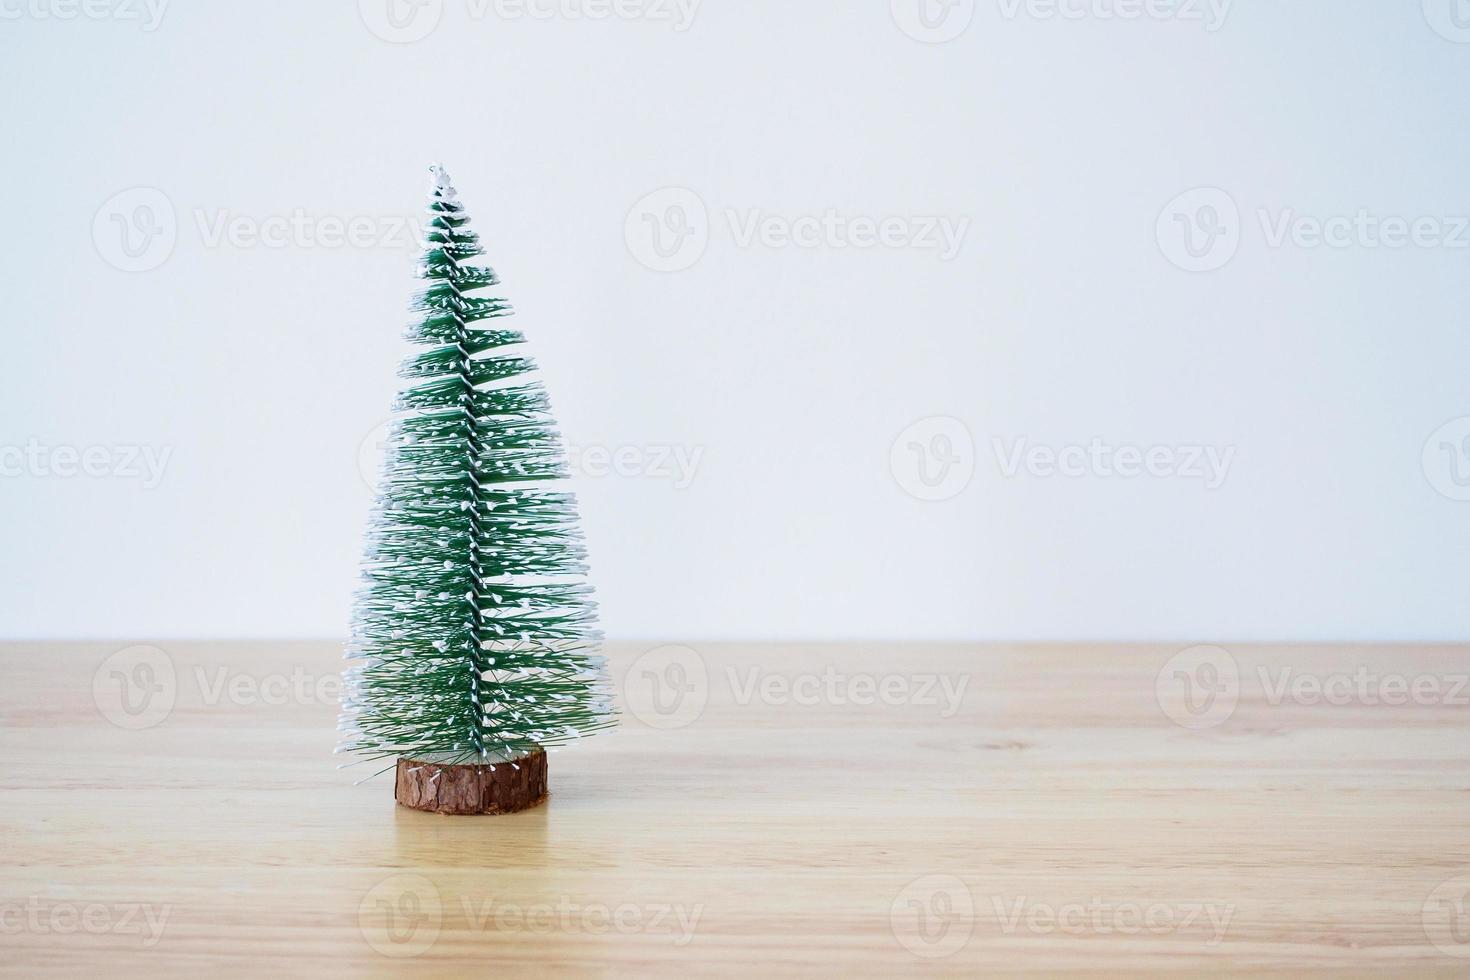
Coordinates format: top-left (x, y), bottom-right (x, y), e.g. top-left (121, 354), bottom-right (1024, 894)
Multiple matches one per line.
top-left (1, 641), bottom-right (1468, 976)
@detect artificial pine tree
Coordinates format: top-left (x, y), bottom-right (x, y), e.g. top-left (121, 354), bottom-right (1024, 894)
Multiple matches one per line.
top-left (340, 165), bottom-right (614, 814)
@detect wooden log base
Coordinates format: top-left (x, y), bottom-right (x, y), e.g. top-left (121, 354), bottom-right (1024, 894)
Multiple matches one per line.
top-left (394, 749), bottom-right (548, 815)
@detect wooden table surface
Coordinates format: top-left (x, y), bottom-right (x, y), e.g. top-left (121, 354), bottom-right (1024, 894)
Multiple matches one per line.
top-left (3, 641), bottom-right (1468, 976)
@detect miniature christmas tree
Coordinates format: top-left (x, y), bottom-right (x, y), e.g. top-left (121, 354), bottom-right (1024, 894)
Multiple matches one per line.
top-left (339, 165), bottom-right (614, 814)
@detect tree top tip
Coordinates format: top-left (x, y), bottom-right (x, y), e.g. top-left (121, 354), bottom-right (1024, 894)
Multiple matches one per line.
top-left (428, 163), bottom-right (457, 200)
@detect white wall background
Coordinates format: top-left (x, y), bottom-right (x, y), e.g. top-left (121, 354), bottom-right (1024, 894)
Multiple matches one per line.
top-left (3, 0), bottom-right (1468, 642)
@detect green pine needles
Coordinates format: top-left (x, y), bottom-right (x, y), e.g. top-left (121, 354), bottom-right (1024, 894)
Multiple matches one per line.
top-left (340, 165), bottom-right (614, 773)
